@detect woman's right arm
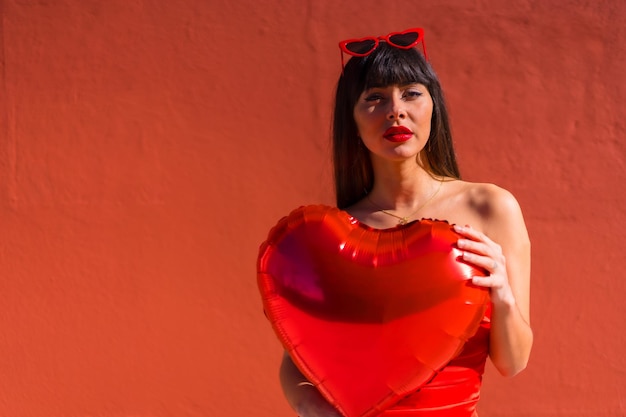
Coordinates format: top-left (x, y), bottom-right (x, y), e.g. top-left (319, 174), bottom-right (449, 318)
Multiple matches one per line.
top-left (279, 351), bottom-right (343, 417)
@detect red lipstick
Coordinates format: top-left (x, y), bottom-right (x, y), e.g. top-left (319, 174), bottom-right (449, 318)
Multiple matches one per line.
top-left (383, 126), bottom-right (413, 142)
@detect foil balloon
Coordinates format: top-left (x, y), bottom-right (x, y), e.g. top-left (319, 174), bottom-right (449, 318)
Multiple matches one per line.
top-left (257, 205), bottom-right (490, 417)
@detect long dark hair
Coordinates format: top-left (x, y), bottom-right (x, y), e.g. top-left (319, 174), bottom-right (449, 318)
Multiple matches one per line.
top-left (332, 42), bottom-right (460, 209)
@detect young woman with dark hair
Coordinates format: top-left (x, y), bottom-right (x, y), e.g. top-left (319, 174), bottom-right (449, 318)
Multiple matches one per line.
top-left (276, 28), bottom-right (532, 417)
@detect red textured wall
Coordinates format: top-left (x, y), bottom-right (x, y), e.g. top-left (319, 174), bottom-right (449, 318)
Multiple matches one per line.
top-left (1, 1), bottom-right (624, 416)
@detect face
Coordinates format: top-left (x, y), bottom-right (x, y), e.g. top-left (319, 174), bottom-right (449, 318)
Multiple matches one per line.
top-left (353, 83), bottom-right (433, 162)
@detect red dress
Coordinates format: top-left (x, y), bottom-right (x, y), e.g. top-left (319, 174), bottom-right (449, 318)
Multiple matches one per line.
top-left (380, 307), bottom-right (491, 417)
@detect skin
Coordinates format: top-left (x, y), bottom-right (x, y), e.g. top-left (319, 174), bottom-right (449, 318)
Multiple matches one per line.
top-left (280, 83), bottom-right (533, 417)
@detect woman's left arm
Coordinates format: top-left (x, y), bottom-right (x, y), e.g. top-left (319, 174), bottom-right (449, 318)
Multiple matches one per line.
top-left (454, 186), bottom-right (533, 377)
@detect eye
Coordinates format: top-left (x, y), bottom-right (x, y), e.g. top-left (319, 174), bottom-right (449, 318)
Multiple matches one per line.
top-left (403, 90), bottom-right (423, 99)
top-left (364, 93), bottom-right (384, 102)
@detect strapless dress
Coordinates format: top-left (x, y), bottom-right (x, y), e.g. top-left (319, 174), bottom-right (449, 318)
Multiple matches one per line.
top-left (379, 306), bottom-right (491, 417)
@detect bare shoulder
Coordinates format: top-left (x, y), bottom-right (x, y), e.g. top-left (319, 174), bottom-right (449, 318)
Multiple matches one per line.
top-left (462, 182), bottom-right (521, 218)
top-left (451, 181), bottom-right (528, 242)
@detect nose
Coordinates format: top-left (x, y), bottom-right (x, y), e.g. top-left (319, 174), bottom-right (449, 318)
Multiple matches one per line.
top-left (387, 96), bottom-right (406, 120)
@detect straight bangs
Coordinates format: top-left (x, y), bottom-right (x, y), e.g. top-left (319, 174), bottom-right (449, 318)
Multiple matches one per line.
top-left (362, 45), bottom-right (430, 90)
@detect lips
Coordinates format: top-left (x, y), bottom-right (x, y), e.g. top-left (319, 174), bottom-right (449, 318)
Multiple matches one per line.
top-left (383, 126), bottom-right (413, 142)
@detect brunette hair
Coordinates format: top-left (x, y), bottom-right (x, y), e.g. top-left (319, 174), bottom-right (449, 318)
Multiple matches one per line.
top-left (332, 42), bottom-right (460, 209)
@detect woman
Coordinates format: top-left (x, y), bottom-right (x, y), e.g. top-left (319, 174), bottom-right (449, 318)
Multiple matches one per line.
top-left (278, 28), bottom-right (533, 416)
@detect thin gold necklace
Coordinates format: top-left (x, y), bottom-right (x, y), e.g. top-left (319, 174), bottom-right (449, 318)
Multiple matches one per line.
top-left (366, 179), bottom-right (444, 225)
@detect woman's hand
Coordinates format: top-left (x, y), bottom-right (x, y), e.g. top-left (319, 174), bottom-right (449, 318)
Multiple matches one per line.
top-left (454, 224), bottom-right (516, 307)
top-left (280, 352), bottom-right (343, 417)
top-left (296, 391), bottom-right (344, 417)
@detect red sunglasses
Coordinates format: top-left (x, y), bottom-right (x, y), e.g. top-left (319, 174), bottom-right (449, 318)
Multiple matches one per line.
top-left (338, 27), bottom-right (428, 70)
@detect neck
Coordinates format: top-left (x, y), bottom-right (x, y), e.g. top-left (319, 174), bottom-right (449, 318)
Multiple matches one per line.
top-left (368, 158), bottom-right (440, 210)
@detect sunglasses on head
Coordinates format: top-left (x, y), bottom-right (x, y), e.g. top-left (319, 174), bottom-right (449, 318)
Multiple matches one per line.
top-left (338, 27), bottom-right (428, 71)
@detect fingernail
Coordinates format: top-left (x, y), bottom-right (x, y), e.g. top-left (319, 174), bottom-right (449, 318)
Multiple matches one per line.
top-left (457, 239), bottom-right (466, 247)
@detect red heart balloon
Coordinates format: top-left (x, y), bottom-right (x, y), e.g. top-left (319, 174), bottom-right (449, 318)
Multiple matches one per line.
top-left (257, 205), bottom-right (490, 417)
